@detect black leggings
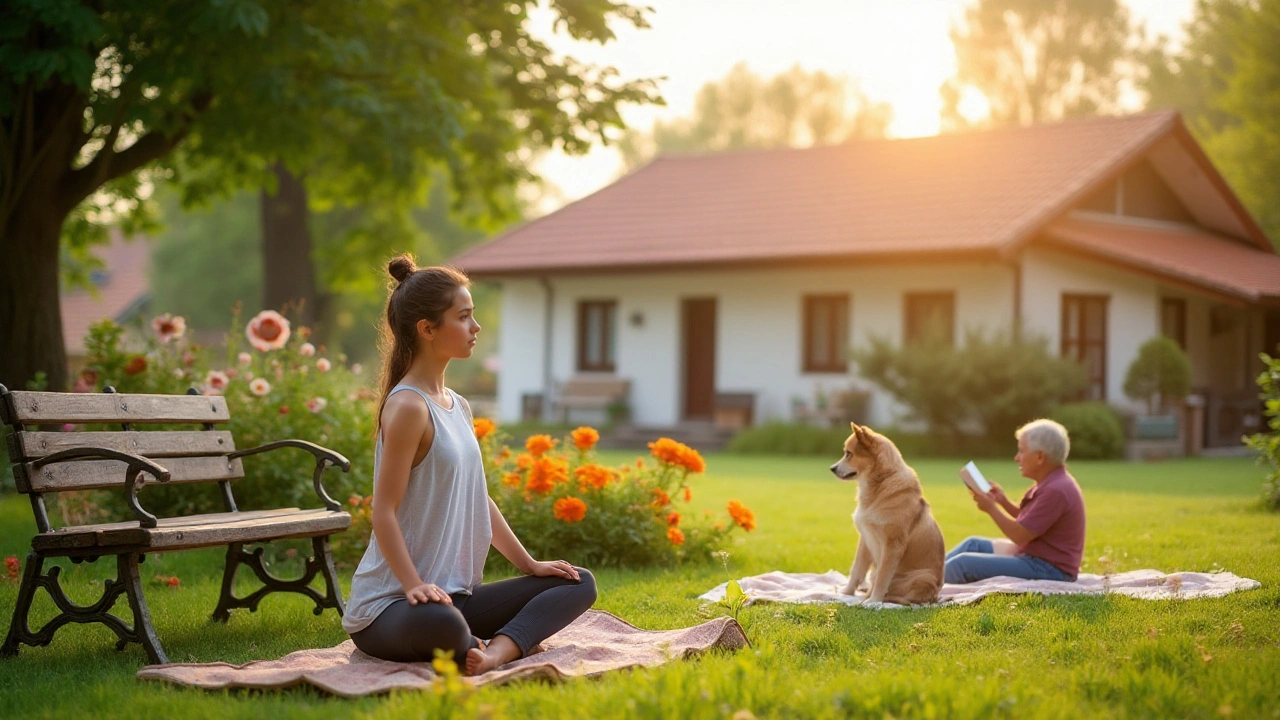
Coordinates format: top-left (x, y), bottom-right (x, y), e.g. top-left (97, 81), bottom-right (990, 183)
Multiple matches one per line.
top-left (349, 568), bottom-right (597, 663)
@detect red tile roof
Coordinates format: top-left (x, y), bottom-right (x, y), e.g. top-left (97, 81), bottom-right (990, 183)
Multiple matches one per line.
top-left (1043, 216), bottom-right (1280, 303)
top-left (61, 228), bottom-right (150, 355)
top-left (455, 112), bottom-right (1186, 275)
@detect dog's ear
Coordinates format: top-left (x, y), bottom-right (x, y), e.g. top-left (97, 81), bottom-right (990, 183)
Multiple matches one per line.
top-left (855, 424), bottom-right (874, 448)
top-left (849, 422), bottom-right (860, 434)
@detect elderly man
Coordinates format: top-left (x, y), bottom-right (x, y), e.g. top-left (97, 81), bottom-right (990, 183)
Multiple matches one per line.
top-left (944, 419), bottom-right (1085, 584)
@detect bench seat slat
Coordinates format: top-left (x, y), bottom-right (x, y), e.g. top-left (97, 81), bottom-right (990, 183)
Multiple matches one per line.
top-left (31, 508), bottom-right (351, 551)
top-left (12, 430), bottom-right (236, 460)
top-left (20, 455), bottom-right (244, 492)
top-left (3, 390), bottom-right (229, 425)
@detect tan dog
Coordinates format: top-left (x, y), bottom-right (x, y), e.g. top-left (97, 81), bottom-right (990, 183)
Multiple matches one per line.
top-left (829, 423), bottom-right (945, 606)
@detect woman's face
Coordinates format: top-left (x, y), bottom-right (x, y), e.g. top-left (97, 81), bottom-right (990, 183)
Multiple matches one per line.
top-left (423, 287), bottom-right (480, 358)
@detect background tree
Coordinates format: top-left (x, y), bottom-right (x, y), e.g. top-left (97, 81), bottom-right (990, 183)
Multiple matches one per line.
top-left (618, 63), bottom-right (892, 171)
top-left (939, 0), bottom-right (1147, 130)
top-left (1144, 0), bottom-right (1280, 248)
top-left (0, 0), bottom-right (659, 391)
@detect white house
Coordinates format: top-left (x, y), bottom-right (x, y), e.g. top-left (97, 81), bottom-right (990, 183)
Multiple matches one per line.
top-left (454, 111), bottom-right (1280, 449)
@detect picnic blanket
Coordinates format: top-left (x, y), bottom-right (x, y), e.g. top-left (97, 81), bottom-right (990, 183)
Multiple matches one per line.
top-left (698, 569), bottom-right (1261, 608)
top-left (137, 609), bottom-right (748, 696)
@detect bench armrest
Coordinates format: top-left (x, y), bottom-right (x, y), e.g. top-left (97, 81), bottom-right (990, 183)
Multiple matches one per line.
top-left (228, 440), bottom-right (351, 511)
top-left (32, 447), bottom-right (171, 529)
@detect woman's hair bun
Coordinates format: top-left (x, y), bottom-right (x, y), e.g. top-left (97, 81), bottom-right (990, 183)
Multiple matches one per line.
top-left (388, 255), bottom-right (416, 284)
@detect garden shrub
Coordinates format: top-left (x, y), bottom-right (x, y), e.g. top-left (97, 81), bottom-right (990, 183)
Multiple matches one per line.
top-left (74, 309), bottom-right (375, 525)
top-left (1051, 401), bottom-right (1126, 460)
top-left (476, 424), bottom-right (755, 567)
top-left (853, 329), bottom-right (1088, 444)
top-left (1123, 336), bottom-right (1192, 413)
top-left (726, 422), bottom-right (853, 456)
top-left (1247, 353), bottom-right (1280, 510)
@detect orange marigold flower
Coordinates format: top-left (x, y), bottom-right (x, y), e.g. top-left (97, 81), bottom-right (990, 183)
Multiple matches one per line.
top-left (652, 488), bottom-right (671, 508)
top-left (647, 437), bottom-right (706, 473)
top-left (498, 449), bottom-right (512, 461)
top-left (553, 496), bottom-right (588, 523)
top-left (525, 434), bottom-right (557, 457)
top-left (683, 487), bottom-right (693, 502)
top-left (727, 500), bottom-right (757, 532)
top-left (667, 512), bottom-right (680, 526)
top-left (526, 456), bottom-right (568, 494)
top-left (473, 417), bottom-right (496, 440)
top-left (502, 472), bottom-right (522, 488)
top-left (667, 527), bottom-right (685, 545)
top-left (571, 426), bottom-right (599, 451)
top-left (516, 453), bottom-right (534, 470)
top-left (574, 464), bottom-right (613, 490)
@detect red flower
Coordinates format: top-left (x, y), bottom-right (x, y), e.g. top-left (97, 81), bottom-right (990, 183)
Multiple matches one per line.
top-left (667, 527), bottom-right (685, 545)
top-left (5, 556), bottom-right (19, 580)
top-left (279, 405), bottom-right (290, 415)
top-left (167, 576), bottom-right (180, 587)
top-left (667, 512), bottom-right (680, 526)
top-left (123, 355), bottom-right (147, 375)
top-left (652, 488), bottom-right (671, 508)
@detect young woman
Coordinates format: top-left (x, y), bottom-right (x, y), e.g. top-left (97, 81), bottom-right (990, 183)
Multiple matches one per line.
top-left (343, 256), bottom-right (596, 675)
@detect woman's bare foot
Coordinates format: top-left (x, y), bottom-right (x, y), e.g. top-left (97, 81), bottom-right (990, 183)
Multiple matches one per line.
top-left (464, 634), bottom-right (521, 676)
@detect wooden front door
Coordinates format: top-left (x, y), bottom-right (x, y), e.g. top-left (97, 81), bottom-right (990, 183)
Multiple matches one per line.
top-left (681, 297), bottom-right (717, 420)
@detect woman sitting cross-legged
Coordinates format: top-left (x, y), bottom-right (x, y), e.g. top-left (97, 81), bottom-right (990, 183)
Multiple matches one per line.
top-left (343, 256), bottom-right (596, 675)
top-left (944, 419), bottom-right (1085, 585)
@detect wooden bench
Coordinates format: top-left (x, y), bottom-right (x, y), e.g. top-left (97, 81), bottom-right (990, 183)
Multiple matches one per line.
top-left (0, 385), bottom-right (352, 664)
top-left (552, 376), bottom-right (630, 423)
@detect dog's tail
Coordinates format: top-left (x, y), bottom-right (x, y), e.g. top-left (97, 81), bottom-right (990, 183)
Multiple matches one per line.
top-left (884, 568), bottom-right (942, 605)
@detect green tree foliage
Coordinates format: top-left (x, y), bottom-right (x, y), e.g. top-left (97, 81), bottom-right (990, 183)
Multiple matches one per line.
top-left (618, 63), bottom-right (893, 171)
top-left (940, 0), bottom-right (1148, 130)
top-left (1247, 353), bottom-right (1280, 510)
top-left (854, 329), bottom-right (1089, 444)
top-left (1, 0), bottom-right (659, 391)
top-left (1050, 401), bottom-right (1126, 459)
top-left (1123, 336), bottom-right (1192, 414)
top-left (1144, 0), bottom-right (1280, 247)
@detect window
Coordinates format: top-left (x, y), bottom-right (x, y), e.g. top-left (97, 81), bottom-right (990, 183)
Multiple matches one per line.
top-left (577, 300), bottom-right (617, 372)
top-left (803, 295), bottom-right (849, 373)
top-left (1062, 294), bottom-right (1109, 400)
top-left (1161, 297), bottom-right (1187, 350)
top-left (904, 292), bottom-right (955, 347)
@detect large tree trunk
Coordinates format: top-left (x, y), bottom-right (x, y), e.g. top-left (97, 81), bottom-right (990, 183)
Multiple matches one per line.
top-left (0, 205), bottom-right (69, 392)
top-left (260, 163), bottom-right (323, 331)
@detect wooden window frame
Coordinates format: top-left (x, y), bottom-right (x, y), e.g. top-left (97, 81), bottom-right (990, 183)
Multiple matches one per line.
top-left (576, 300), bottom-right (617, 373)
top-left (903, 291), bottom-right (956, 347)
top-left (1161, 297), bottom-right (1187, 350)
top-left (803, 294), bottom-right (850, 373)
top-left (1061, 293), bottom-right (1109, 401)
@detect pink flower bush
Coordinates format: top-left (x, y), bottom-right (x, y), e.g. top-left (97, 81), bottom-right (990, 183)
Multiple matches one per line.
top-left (316, 358), bottom-right (331, 373)
top-left (246, 310), bottom-right (291, 352)
top-left (306, 397), bottom-right (328, 414)
top-left (299, 343), bottom-right (316, 357)
top-left (151, 314), bottom-right (186, 343)
top-left (205, 370), bottom-right (229, 394)
top-left (249, 378), bottom-right (272, 396)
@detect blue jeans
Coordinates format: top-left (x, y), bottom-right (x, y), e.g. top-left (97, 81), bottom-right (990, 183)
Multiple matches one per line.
top-left (944, 536), bottom-right (1071, 584)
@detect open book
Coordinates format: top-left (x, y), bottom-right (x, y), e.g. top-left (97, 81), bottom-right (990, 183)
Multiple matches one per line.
top-left (960, 461), bottom-right (993, 494)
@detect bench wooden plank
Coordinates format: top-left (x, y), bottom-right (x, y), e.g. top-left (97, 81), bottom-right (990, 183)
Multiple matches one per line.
top-left (96, 508), bottom-right (351, 549)
top-left (19, 455), bottom-right (244, 493)
top-left (2, 391), bottom-right (229, 426)
top-left (11, 430), bottom-right (236, 460)
top-left (31, 508), bottom-right (311, 551)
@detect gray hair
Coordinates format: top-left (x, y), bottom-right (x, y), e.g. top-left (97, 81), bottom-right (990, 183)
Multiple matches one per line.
top-left (1015, 419), bottom-right (1070, 465)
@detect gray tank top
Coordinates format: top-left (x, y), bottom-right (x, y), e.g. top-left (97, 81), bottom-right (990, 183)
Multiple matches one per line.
top-left (342, 385), bottom-right (493, 634)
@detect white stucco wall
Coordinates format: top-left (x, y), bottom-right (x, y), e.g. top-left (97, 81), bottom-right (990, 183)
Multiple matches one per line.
top-left (495, 260), bottom-right (1017, 428)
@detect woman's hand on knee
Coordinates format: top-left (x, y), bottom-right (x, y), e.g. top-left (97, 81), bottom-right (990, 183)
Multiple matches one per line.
top-left (527, 560), bottom-right (580, 581)
top-left (406, 583), bottom-right (452, 605)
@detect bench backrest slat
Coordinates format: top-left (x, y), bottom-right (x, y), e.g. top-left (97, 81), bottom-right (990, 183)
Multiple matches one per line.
top-left (10, 430), bottom-right (237, 460)
top-left (16, 456), bottom-right (245, 493)
top-left (560, 378), bottom-right (629, 396)
top-left (1, 390), bottom-right (229, 426)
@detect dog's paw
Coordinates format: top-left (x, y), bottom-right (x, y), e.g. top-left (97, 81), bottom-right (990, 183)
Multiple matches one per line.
top-left (839, 584), bottom-right (860, 596)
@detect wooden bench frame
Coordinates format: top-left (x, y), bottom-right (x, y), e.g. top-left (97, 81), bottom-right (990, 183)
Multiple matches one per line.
top-left (0, 385), bottom-right (352, 664)
top-left (552, 376), bottom-right (630, 423)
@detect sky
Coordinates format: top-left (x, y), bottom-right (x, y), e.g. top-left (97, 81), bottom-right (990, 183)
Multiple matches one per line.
top-left (527, 0), bottom-right (1197, 212)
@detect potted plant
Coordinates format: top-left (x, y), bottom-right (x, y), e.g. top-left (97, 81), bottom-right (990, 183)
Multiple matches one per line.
top-left (1123, 336), bottom-right (1192, 441)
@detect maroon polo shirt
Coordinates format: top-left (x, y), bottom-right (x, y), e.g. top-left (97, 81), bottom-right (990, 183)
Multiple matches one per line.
top-left (1015, 465), bottom-right (1086, 578)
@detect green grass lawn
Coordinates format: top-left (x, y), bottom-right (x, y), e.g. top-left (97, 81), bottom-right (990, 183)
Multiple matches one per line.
top-left (1, 454), bottom-right (1278, 719)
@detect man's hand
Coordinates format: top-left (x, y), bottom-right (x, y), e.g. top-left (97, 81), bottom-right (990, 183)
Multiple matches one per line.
top-left (987, 482), bottom-right (1009, 505)
top-left (969, 486), bottom-right (998, 513)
